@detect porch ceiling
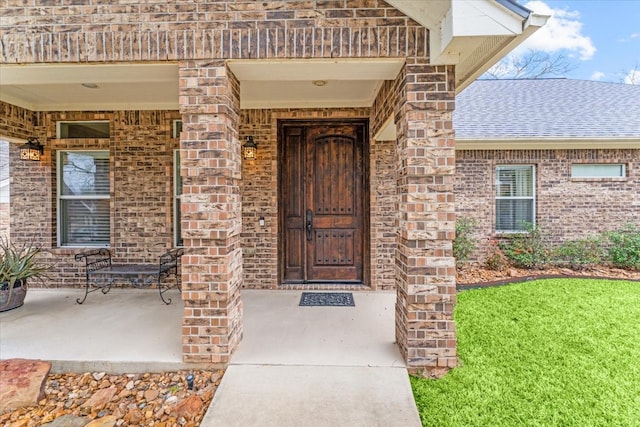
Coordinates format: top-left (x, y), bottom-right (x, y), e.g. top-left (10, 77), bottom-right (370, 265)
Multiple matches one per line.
top-left (0, 59), bottom-right (405, 112)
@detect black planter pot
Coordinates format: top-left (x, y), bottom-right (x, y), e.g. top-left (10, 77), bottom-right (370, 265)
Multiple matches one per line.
top-left (0, 279), bottom-right (27, 312)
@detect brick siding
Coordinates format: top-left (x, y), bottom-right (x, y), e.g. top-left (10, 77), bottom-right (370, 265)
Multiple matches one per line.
top-left (456, 149), bottom-right (640, 262)
top-left (393, 60), bottom-right (458, 370)
top-left (2, 104), bottom-right (181, 288)
top-left (1, 1), bottom-right (426, 63)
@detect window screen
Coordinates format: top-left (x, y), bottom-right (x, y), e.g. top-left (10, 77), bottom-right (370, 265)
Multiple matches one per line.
top-left (495, 165), bottom-right (535, 232)
top-left (58, 151), bottom-right (110, 246)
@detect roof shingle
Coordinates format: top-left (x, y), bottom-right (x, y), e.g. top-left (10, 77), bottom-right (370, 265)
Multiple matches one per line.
top-left (454, 79), bottom-right (640, 139)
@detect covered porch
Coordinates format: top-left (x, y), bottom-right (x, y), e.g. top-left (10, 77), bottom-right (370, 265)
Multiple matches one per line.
top-left (0, 288), bottom-right (401, 373)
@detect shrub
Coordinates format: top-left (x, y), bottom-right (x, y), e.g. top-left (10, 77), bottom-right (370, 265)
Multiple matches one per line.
top-left (553, 235), bottom-right (606, 269)
top-left (499, 222), bottom-right (549, 269)
top-left (453, 217), bottom-right (477, 267)
top-left (485, 239), bottom-right (508, 271)
top-left (606, 225), bottom-right (640, 270)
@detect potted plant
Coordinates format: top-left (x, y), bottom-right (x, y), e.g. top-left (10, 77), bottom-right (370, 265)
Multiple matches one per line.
top-left (0, 237), bottom-right (50, 312)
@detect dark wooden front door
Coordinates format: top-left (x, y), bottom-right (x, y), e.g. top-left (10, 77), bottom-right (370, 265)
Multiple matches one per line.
top-left (280, 120), bottom-right (367, 284)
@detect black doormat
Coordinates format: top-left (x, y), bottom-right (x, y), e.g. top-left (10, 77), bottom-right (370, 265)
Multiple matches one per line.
top-left (299, 292), bottom-right (355, 307)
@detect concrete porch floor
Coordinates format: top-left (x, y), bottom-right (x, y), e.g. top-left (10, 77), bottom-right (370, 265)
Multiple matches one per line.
top-left (0, 288), bottom-right (421, 426)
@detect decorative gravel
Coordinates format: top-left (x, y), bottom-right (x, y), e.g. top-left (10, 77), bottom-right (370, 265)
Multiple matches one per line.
top-left (0, 369), bottom-right (224, 426)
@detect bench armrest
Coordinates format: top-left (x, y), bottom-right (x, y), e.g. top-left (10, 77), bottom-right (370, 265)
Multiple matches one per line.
top-left (75, 248), bottom-right (112, 273)
top-left (159, 248), bottom-right (184, 274)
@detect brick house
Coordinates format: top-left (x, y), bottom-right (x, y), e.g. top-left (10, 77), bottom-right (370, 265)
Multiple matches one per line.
top-left (0, 1), bottom-right (545, 370)
top-left (455, 79), bottom-right (640, 260)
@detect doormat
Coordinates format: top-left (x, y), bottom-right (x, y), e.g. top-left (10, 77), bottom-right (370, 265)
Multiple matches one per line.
top-left (299, 292), bottom-right (355, 307)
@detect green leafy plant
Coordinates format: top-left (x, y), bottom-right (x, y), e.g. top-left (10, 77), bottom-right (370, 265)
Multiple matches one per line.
top-left (453, 217), bottom-right (477, 267)
top-left (499, 222), bottom-right (549, 269)
top-left (553, 235), bottom-right (606, 269)
top-left (0, 238), bottom-right (50, 287)
top-left (606, 225), bottom-right (640, 270)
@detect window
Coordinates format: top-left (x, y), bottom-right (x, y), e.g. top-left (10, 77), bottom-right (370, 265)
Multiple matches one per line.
top-left (57, 121), bottom-right (110, 139)
top-left (173, 120), bottom-right (182, 139)
top-left (571, 163), bottom-right (625, 178)
top-left (174, 150), bottom-right (183, 247)
top-left (495, 165), bottom-right (535, 232)
top-left (57, 151), bottom-right (110, 246)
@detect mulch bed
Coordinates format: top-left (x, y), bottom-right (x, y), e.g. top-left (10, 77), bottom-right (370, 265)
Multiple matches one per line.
top-left (457, 264), bottom-right (640, 290)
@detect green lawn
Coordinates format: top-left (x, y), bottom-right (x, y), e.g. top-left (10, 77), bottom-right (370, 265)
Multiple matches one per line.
top-left (411, 279), bottom-right (640, 427)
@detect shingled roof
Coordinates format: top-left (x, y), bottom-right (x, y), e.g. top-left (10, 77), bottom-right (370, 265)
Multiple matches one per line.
top-left (454, 79), bottom-right (640, 140)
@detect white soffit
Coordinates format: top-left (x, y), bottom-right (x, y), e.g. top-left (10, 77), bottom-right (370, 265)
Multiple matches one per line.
top-left (227, 59), bottom-right (405, 109)
top-left (385, 0), bottom-right (548, 92)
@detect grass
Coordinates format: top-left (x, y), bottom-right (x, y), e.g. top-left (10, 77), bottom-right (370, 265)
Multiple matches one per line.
top-left (411, 279), bottom-right (640, 427)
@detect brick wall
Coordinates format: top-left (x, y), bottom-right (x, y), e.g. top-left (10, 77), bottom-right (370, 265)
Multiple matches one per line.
top-left (393, 60), bottom-right (457, 371)
top-left (455, 148), bottom-right (640, 262)
top-left (2, 107), bottom-right (180, 288)
top-left (1, 0), bottom-right (427, 63)
top-left (369, 75), bottom-right (405, 290)
top-left (179, 61), bottom-right (243, 364)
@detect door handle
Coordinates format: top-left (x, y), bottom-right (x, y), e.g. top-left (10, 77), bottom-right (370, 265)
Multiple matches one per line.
top-left (306, 209), bottom-right (313, 241)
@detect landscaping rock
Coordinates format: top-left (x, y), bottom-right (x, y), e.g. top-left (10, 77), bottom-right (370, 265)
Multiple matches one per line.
top-left (0, 369), bottom-right (223, 426)
top-left (82, 386), bottom-right (117, 410)
top-left (172, 394), bottom-right (204, 420)
top-left (0, 359), bottom-right (51, 414)
top-left (85, 415), bottom-right (117, 427)
top-left (41, 414), bottom-right (88, 427)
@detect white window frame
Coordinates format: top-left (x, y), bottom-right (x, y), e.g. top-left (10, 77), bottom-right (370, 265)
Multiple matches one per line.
top-left (571, 163), bottom-right (626, 179)
top-left (174, 149), bottom-right (183, 247)
top-left (172, 120), bottom-right (182, 139)
top-left (57, 150), bottom-right (110, 247)
top-left (56, 121), bottom-right (110, 139)
top-left (495, 165), bottom-right (536, 233)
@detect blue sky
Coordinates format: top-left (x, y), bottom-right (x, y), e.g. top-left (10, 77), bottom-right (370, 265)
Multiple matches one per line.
top-left (499, 0), bottom-right (640, 83)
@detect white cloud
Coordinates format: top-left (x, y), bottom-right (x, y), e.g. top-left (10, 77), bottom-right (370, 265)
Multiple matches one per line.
top-left (590, 71), bottom-right (606, 81)
top-left (518, 1), bottom-right (596, 61)
top-left (619, 33), bottom-right (640, 43)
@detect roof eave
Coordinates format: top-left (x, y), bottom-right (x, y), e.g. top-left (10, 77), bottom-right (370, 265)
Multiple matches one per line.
top-left (456, 137), bottom-right (640, 150)
top-left (454, 12), bottom-right (549, 93)
top-left (385, 0), bottom-right (549, 93)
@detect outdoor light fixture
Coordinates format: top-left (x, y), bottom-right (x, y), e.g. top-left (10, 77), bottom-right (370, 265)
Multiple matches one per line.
top-left (19, 137), bottom-right (44, 161)
top-left (242, 136), bottom-right (257, 160)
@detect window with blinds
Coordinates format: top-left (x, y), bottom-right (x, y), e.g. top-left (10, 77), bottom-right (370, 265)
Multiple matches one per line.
top-left (174, 150), bottom-right (183, 247)
top-left (495, 165), bottom-right (535, 232)
top-left (57, 150), bottom-right (110, 246)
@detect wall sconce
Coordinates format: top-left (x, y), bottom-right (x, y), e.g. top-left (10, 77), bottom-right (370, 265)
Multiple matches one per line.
top-left (19, 137), bottom-right (44, 161)
top-left (242, 136), bottom-right (257, 160)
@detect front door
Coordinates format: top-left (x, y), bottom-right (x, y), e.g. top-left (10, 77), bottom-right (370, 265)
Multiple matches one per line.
top-left (280, 120), bottom-right (367, 284)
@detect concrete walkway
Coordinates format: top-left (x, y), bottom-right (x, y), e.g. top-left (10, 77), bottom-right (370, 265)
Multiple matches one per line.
top-left (201, 290), bottom-right (421, 427)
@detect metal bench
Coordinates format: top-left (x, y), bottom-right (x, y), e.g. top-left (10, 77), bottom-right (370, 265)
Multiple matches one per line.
top-left (74, 248), bottom-right (184, 305)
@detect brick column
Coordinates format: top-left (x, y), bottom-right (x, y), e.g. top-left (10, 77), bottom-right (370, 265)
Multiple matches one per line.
top-left (394, 60), bottom-right (457, 374)
top-left (178, 60), bottom-right (243, 364)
